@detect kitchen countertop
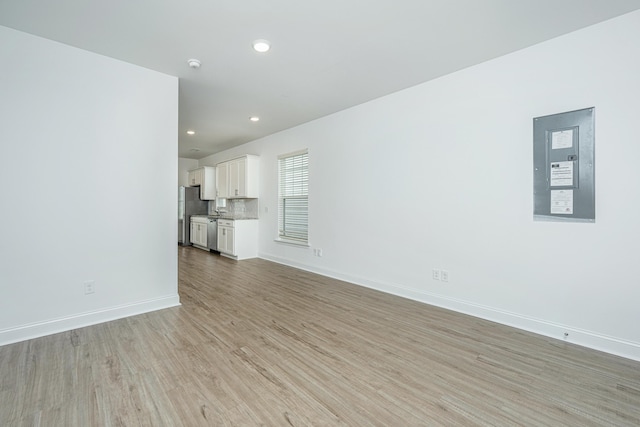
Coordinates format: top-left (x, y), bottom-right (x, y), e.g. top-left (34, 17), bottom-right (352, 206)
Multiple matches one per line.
top-left (217, 216), bottom-right (258, 220)
top-left (191, 214), bottom-right (258, 220)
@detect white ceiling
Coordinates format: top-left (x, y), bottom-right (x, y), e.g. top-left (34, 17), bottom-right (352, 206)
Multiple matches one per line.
top-left (2, 1), bottom-right (640, 159)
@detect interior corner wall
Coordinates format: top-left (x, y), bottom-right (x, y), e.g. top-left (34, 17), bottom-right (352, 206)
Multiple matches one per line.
top-left (0, 26), bottom-right (180, 345)
top-left (201, 10), bottom-right (640, 361)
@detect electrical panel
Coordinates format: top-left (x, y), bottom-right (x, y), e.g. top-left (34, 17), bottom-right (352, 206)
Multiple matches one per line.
top-left (533, 107), bottom-right (595, 222)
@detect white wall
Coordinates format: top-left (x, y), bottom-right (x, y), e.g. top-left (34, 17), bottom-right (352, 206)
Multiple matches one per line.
top-left (199, 11), bottom-right (640, 360)
top-left (0, 26), bottom-right (179, 344)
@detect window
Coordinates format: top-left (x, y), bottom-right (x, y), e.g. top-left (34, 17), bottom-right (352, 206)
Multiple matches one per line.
top-left (278, 150), bottom-right (308, 244)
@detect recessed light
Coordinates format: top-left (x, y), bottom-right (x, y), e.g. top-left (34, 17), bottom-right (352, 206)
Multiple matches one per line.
top-left (187, 59), bottom-right (201, 69)
top-left (186, 130), bottom-right (195, 135)
top-left (252, 39), bottom-right (271, 53)
top-left (249, 116), bottom-right (260, 122)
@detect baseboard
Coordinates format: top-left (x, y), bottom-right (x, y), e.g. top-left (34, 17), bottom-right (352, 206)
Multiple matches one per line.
top-left (259, 253), bottom-right (640, 362)
top-left (0, 295), bottom-right (181, 347)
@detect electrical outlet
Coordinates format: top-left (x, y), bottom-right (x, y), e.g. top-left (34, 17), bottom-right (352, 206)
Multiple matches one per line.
top-left (317, 248), bottom-right (323, 257)
top-left (84, 280), bottom-right (95, 295)
top-left (441, 270), bottom-right (449, 282)
top-left (432, 269), bottom-right (441, 280)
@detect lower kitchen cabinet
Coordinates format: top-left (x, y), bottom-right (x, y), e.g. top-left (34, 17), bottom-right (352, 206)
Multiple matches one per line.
top-left (217, 220), bottom-right (234, 255)
top-left (217, 219), bottom-right (258, 260)
top-left (190, 218), bottom-right (208, 248)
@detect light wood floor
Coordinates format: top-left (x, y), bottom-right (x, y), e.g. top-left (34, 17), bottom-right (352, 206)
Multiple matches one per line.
top-left (2, 247), bottom-right (640, 426)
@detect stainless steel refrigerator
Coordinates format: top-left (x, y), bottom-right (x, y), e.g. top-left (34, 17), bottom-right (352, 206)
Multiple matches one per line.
top-left (178, 186), bottom-right (208, 246)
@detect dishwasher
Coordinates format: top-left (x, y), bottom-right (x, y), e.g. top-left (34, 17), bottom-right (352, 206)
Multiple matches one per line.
top-left (207, 217), bottom-right (218, 252)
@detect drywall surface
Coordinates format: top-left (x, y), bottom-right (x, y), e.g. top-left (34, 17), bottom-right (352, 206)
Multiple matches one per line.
top-left (0, 26), bottom-right (179, 344)
top-left (200, 11), bottom-right (640, 360)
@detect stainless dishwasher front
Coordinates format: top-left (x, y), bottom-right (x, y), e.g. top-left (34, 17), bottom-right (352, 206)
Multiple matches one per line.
top-left (207, 218), bottom-right (218, 252)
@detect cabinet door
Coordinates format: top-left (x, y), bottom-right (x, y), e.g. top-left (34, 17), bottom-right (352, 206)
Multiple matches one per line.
top-left (188, 169), bottom-right (204, 187)
top-left (227, 226), bottom-right (235, 255)
top-left (217, 226), bottom-right (225, 252)
top-left (244, 155), bottom-right (259, 198)
top-left (218, 226), bottom-right (227, 253)
top-left (231, 157), bottom-right (247, 197)
top-left (216, 162), bottom-right (229, 198)
top-left (200, 224), bottom-right (208, 247)
top-left (191, 223), bottom-right (206, 246)
top-left (229, 158), bottom-right (241, 197)
top-left (200, 166), bottom-right (216, 200)
top-left (217, 226), bottom-right (235, 255)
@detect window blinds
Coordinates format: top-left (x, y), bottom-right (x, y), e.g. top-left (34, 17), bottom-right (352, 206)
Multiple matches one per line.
top-left (278, 150), bottom-right (308, 242)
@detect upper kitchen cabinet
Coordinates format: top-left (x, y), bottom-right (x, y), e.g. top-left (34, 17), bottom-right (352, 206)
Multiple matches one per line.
top-left (188, 166), bottom-right (216, 200)
top-left (188, 168), bottom-right (202, 186)
top-left (216, 161), bottom-right (229, 198)
top-left (216, 155), bottom-right (259, 198)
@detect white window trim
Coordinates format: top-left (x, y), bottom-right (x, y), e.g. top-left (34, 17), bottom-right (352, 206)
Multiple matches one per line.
top-left (274, 238), bottom-right (310, 248)
top-left (277, 148), bottom-right (309, 160)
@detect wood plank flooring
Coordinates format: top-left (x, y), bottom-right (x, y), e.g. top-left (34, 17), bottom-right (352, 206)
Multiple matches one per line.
top-left (1, 246), bottom-right (640, 425)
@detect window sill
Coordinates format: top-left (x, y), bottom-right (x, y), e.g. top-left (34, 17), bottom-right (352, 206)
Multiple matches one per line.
top-left (274, 238), bottom-right (310, 248)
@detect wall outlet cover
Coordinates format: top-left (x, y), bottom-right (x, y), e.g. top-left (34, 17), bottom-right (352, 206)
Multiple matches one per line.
top-left (84, 280), bottom-right (95, 294)
top-left (441, 270), bottom-right (449, 282)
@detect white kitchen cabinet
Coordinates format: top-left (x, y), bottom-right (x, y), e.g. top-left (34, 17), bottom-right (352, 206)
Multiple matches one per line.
top-left (190, 221), bottom-right (198, 245)
top-left (217, 219), bottom-right (235, 256)
top-left (216, 161), bottom-right (229, 198)
top-left (228, 157), bottom-right (245, 197)
top-left (199, 166), bottom-right (216, 200)
top-left (188, 166), bottom-right (216, 200)
top-left (188, 169), bottom-right (202, 186)
top-left (190, 218), bottom-right (208, 248)
top-left (215, 155), bottom-right (259, 199)
top-left (217, 219), bottom-right (258, 260)
top-left (198, 223), bottom-right (207, 247)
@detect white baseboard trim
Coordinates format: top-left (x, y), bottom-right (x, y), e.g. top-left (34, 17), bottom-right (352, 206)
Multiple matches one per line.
top-left (0, 295), bottom-right (181, 347)
top-left (259, 253), bottom-right (640, 362)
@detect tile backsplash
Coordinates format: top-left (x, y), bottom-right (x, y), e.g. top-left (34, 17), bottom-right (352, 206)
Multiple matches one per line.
top-left (209, 198), bottom-right (259, 218)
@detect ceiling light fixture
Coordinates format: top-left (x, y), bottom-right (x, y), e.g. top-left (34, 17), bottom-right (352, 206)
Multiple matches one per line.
top-left (186, 130), bottom-right (195, 135)
top-left (252, 39), bottom-right (271, 53)
top-left (187, 58), bottom-right (201, 69)
top-left (249, 116), bottom-right (260, 122)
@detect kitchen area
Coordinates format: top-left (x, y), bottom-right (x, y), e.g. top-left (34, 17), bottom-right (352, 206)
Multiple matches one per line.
top-left (178, 155), bottom-right (260, 260)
